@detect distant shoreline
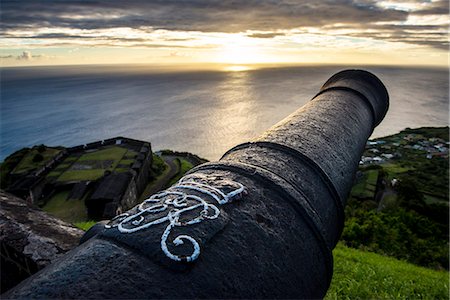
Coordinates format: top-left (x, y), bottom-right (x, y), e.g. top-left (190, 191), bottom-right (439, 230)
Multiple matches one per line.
top-left (1, 62), bottom-right (448, 71)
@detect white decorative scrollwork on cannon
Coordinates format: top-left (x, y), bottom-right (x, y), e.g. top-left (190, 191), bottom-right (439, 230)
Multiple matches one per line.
top-left (105, 174), bottom-right (245, 262)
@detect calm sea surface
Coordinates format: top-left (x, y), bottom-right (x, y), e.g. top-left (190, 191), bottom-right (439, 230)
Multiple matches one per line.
top-left (1, 65), bottom-right (448, 161)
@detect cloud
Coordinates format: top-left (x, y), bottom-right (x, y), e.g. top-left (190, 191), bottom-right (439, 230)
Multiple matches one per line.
top-left (16, 51), bottom-right (32, 60)
top-left (0, 51), bottom-right (49, 61)
top-left (0, 0), bottom-right (448, 49)
top-left (247, 32), bottom-right (284, 39)
top-left (0, 1), bottom-right (409, 32)
top-left (410, 0), bottom-right (449, 15)
top-left (320, 22), bottom-right (449, 50)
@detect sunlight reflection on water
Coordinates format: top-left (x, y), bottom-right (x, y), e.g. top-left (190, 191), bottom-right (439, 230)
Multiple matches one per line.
top-left (1, 65), bottom-right (448, 161)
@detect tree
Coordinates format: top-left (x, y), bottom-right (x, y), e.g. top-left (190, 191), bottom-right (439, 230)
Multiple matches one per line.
top-left (36, 144), bottom-right (46, 153)
top-left (32, 153), bottom-right (44, 163)
top-left (396, 177), bottom-right (425, 210)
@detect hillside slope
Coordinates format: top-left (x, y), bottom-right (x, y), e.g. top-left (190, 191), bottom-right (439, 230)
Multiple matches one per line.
top-left (326, 244), bottom-right (449, 299)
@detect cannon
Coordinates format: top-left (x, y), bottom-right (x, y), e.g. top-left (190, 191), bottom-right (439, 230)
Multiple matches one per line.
top-left (5, 69), bottom-right (389, 299)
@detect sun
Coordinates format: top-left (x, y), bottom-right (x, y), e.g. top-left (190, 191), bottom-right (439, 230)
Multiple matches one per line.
top-left (223, 65), bottom-right (254, 72)
top-left (214, 34), bottom-right (269, 64)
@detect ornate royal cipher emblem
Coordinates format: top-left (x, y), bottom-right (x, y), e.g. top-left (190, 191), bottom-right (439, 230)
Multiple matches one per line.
top-left (105, 173), bottom-right (245, 262)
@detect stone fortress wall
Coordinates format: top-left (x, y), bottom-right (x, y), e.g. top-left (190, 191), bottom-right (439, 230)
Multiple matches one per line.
top-left (11, 137), bottom-right (153, 221)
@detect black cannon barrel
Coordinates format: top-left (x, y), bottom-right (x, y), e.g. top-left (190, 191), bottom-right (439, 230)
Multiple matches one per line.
top-left (5, 69), bottom-right (389, 299)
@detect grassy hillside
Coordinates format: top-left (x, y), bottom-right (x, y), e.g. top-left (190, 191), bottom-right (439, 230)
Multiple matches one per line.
top-left (11, 146), bottom-right (61, 174)
top-left (326, 244), bottom-right (449, 299)
top-left (343, 126), bottom-right (449, 270)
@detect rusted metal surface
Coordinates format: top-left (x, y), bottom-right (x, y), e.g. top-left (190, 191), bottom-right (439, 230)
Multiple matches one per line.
top-left (5, 69), bottom-right (389, 299)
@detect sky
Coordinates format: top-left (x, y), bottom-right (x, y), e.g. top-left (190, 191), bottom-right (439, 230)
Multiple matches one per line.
top-left (0, 0), bottom-right (448, 68)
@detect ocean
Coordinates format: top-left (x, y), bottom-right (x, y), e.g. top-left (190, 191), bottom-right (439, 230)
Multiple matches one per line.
top-left (1, 65), bottom-right (448, 161)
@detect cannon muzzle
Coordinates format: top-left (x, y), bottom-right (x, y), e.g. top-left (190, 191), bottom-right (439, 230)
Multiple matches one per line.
top-left (5, 69), bottom-right (389, 299)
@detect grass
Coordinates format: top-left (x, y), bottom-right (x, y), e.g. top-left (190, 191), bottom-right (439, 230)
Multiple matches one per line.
top-left (64, 156), bottom-right (78, 162)
top-left (325, 243), bottom-right (449, 299)
top-left (139, 160), bottom-right (170, 201)
top-left (424, 194), bottom-right (448, 205)
top-left (366, 170), bottom-right (379, 186)
top-left (383, 194), bottom-right (398, 205)
top-left (0, 148), bottom-right (29, 189)
top-left (168, 158), bottom-right (193, 186)
top-left (351, 180), bottom-right (374, 199)
top-left (55, 163), bottom-right (71, 170)
top-left (117, 159), bottom-right (135, 166)
top-left (351, 170), bottom-right (378, 199)
top-left (42, 190), bottom-right (88, 223)
top-left (74, 220), bottom-right (97, 231)
top-left (78, 147), bottom-right (127, 161)
top-left (382, 163), bottom-right (412, 175)
top-left (46, 171), bottom-right (63, 178)
top-left (12, 148), bottom-right (61, 174)
top-left (46, 155), bottom-right (80, 180)
top-left (57, 169), bottom-right (107, 182)
top-left (151, 154), bottom-right (167, 175)
top-left (54, 146), bottom-right (134, 182)
top-left (180, 158), bottom-right (193, 173)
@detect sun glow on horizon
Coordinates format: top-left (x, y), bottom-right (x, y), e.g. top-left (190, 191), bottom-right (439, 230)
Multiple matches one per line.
top-left (1, 23), bottom-right (448, 68)
top-left (212, 34), bottom-right (277, 64)
top-left (223, 65), bottom-right (254, 72)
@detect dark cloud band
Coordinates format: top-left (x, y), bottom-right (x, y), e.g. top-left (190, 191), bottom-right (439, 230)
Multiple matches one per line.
top-left (0, 0), bottom-right (448, 49)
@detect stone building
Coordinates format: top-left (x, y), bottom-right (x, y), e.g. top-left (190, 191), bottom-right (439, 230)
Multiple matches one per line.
top-left (4, 137), bottom-right (153, 221)
top-left (86, 172), bottom-right (133, 219)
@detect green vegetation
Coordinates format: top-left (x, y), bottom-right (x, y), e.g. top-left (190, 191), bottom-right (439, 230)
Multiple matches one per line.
top-left (32, 153), bottom-right (44, 162)
top-left (46, 171), bottom-right (62, 178)
top-left (424, 194), bottom-right (446, 205)
top-left (0, 147), bottom-right (29, 188)
top-left (351, 182), bottom-right (374, 199)
top-left (2, 129), bottom-right (447, 298)
top-left (168, 158), bottom-right (193, 186)
top-left (74, 220), bottom-right (97, 231)
top-left (160, 149), bottom-right (208, 165)
top-left (64, 156), bottom-right (78, 162)
top-left (78, 147), bottom-right (128, 161)
top-left (152, 154), bottom-right (166, 174)
top-left (343, 126), bottom-right (449, 270)
top-left (59, 156), bottom-right (79, 166)
top-left (139, 153), bottom-right (201, 200)
top-left (180, 158), bottom-right (193, 174)
top-left (42, 190), bottom-right (87, 223)
top-left (11, 146), bottom-right (61, 174)
top-left (400, 126), bottom-right (449, 141)
top-left (382, 163), bottom-right (411, 174)
top-left (343, 206), bottom-right (448, 269)
top-left (366, 169), bottom-right (378, 186)
top-left (375, 127), bottom-right (449, 200)
top-left (139, 155), bottom-right (169, 201)
top-left (54, 146), bottom-right (135, 182)
top-left (45, 156), bottom-right (79, 180)
top-left (325, 244), bottom-right (449, 299)
top-left (57, 169), bottom-right (107, 181)
top-left (55, 163), bottom-right (71, 170)
top-left (117, 159), bottom-right (135, 166)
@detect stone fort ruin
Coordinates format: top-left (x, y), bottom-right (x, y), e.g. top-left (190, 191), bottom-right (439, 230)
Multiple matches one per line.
top-left (6, 137), bottom-right (153, 220)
